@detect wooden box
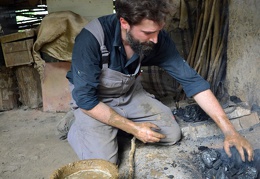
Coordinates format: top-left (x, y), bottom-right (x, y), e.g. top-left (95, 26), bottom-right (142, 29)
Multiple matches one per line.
top-left (0, 29), bottom-right (35, 67)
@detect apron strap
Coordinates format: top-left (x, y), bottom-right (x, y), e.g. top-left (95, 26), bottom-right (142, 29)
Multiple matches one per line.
top-left (84, 18), bottom-right (110, 68)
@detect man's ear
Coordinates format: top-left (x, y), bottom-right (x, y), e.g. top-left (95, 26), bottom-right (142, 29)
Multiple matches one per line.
top-left (120, 17), bottom-right (130, 30)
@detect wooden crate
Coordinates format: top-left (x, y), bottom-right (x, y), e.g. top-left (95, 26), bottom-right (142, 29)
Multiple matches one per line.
top-left (0, 29), bottom-right (35, 67)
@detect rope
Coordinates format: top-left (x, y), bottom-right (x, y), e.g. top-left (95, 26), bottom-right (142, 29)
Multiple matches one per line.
top-left (128, 136), bottom-right (136, 179)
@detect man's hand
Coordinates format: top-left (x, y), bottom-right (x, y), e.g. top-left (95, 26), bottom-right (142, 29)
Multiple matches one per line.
top-left (224, 132), bottom-right (254, 162)
top-left (132, 122), bottom-right (166, 143)
top-left (193, 90), bottom-right (254, 162)
top-left (82, 102), bottom-right (165, 143)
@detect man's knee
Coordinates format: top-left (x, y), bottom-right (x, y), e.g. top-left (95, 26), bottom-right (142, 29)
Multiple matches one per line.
top-left (159, 122), bottom-right (182, 145)
top-left (167, 124), bottom-right (182, 144)
top-left (67, 121), bottom-right (119, 164)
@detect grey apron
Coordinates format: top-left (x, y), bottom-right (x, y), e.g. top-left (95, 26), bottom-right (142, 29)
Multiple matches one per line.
top-left (68, 62), bottom-right (181, 163)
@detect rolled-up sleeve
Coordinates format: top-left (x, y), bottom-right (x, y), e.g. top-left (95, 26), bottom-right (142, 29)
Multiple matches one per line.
top-left (70, 29), bottom-right (102, 110)
top-left (147, 30), bottom-right (210, 97)
top-left (164, 58), bottom-right (210, 97)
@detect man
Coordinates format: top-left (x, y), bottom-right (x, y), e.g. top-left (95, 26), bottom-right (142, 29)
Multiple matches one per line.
top-left (66, 0), bottom-right (253, 164)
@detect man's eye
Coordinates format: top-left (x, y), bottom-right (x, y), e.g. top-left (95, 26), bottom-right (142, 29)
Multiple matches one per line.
top-left (145, 32), bottom-right (154, 35)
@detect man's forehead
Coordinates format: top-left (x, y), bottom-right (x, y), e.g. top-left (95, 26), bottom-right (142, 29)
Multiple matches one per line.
top-left (132, 19), bottom-right (165, 31)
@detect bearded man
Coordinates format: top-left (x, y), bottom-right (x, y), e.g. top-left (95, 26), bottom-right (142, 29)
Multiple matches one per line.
top-left (66, 0), bottom-right (253, 164)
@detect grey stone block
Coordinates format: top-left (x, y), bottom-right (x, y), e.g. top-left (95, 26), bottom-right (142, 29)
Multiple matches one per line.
top-left (180, 112), bottom-right (260, 140)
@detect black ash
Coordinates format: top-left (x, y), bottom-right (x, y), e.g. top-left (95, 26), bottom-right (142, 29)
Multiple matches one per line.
top-left (173, 104), bottom-right (210, 122)
top-left (193, 147), bottom-right (260, 179)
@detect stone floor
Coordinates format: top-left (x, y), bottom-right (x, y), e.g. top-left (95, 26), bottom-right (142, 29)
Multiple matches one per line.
top-left (0, 108), bottom-right (259, 179)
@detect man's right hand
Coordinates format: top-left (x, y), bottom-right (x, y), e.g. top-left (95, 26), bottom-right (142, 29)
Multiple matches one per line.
top-left (131, 122), bottom-right (166, 143)
top-left (81, 102), bottom-right (165, 143)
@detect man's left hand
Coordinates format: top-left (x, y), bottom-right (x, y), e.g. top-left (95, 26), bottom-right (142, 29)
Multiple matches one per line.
top-left (224, 132), bottom-right (254, 162)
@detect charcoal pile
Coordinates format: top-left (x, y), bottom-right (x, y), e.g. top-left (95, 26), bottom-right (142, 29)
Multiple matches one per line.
top-left (193, 146), bottom-right (260, 179)
top-left (173, 104), bottom-right (210, 122)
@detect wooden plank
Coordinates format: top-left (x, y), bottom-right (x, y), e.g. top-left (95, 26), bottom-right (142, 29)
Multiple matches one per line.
top-left (16, 13), bottom-right (46, 19)
top-left (3, 39), bottom-right (32, 52)
top-left (14, 6), bottom-right (48, 11)
top-left (18, 24), bottom-right (40, 30)
top-left (0, 67), bottom-right (18, 111)
top-left (17, 19), bottom-right (42, 26)
top-left (0, 29), bottom-right (35, 43)
top-left (15, 66), bottom-right (42, 108)
top-left (0, 89), bottom-right (3, 111)
top-left (0, 0), bottom-right (15, 6)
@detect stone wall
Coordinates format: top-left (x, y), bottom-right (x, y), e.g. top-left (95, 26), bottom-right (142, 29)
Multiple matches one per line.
top-left (226, 0), bottom-right (260, 106)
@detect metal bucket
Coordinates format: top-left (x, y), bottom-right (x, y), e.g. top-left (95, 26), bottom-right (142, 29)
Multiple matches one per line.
top-left (50, 159), bottom-right (119, 179)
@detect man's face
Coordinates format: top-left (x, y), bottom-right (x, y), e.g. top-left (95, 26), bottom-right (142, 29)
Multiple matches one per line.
top-left (126, 29), bottom-right (155, 56)
top-left (123, 18), bottom-right (165, 56)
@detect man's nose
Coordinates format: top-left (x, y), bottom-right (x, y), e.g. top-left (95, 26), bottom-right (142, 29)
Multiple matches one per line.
top-left (149, 35), bottom-right (158, 44)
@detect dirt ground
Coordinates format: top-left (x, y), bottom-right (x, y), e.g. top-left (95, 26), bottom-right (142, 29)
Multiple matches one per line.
top-left (0, 108), bottom-right (260, 179)
top-left (0, 108), bottom-right (78, 179)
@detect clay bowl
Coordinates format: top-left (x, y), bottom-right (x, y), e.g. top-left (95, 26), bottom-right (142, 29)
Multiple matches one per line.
top-left (50, 159), bottom-right (119, 179)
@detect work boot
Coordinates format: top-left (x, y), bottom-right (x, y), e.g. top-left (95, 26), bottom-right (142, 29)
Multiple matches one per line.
top-left (56, 110), bottom-right (75, 140)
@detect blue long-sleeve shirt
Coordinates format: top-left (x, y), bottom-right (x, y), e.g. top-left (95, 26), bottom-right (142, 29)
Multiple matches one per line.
top-left (66, 14), bottom-right (210, 110)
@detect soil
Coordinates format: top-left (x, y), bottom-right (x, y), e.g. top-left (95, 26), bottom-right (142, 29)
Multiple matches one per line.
top-left (0, 108), bottom-right (78, 179)
top-left (0, 108), bottom-right (260, 179)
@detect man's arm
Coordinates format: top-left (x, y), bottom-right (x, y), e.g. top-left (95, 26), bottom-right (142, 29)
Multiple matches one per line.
top-left (80, 102), bottom-right (166, 143)
top-left (193, 89), bottom-right (254, 161)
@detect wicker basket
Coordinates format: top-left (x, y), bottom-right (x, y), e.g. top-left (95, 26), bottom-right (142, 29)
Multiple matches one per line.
top-left (50, 159), bottom-right (119, 179)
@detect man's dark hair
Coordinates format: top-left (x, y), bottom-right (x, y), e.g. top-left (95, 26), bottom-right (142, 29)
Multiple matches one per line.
top-left (115, 0), bottom-right (171, 26)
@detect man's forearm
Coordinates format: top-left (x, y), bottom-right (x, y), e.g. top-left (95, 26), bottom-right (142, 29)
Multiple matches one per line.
top-left (193, 89), bottom-right (237, 136)
top-left (80, 102), bottom-right (137, 134)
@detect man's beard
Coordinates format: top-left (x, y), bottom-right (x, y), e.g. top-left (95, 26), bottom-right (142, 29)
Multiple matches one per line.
top-left (126, 30), bottom-right (155, 56)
